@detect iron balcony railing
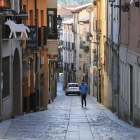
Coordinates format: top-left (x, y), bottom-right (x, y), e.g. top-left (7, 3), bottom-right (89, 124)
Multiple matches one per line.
top-left (83, 63), bottom-right (88, 73)
top-left (58, 62), bottom-right (63, 68)
top-left (66, 42), bottom-right (70, 50)
top-left (46, 27), bottom-right (58, 39)
top-left (72, 43), bottom-right (75, 50)
top-left (93, 17), bottom-right (101, 33)
top-left (71, 63), bottom-right (73, 71)
top-left (96, 19), bottom-right (101, 35)
top-left (61, 56), bottom-right (63, 62)
top-left (64, 63), bottom-right (67, 70)
top-left (68, 42), bottom-right (70, 50)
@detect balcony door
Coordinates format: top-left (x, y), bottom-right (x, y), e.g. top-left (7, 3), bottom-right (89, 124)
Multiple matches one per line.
top-left (47, 8), bottom-right (57, 39)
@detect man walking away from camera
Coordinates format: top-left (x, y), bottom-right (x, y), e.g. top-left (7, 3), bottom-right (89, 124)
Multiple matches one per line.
top-left (79, 80), bottom-right (88, 107)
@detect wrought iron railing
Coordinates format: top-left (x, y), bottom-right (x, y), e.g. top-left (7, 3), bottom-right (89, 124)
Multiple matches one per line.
top-left (68, 42), bottom-right (70, 50)
top-left (72, 43), bottom-right (75, 50)
top-left (71, 63), bottom-right (73, 71)
top-left (46, 27), bottom-right (58, 39)
top-left (83, 63), bottom-right (88, 73)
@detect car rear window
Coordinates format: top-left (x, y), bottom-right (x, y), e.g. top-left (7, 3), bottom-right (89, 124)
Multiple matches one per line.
top-left (69, 84), bottom-right (79, 87)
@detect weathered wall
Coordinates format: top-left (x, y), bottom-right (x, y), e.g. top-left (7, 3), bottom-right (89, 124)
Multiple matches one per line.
top-left (2, 40), bottom-right (22, 120)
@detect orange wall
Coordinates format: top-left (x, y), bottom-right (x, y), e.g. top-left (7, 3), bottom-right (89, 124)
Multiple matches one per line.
top-left (22, 0), bottom-right (47, 27)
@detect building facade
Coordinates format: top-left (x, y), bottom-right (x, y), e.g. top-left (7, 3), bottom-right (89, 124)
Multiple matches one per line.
top-left (22, 0), bottom-right (58, 114)
top-left (0, 0), bottom-right (28, 120)
top-left (62, 19), bottom-right (75, 89)
top-left (119, 0), bottom-right (140, 127)
top-left (71, 4), bottom-right (91, 85)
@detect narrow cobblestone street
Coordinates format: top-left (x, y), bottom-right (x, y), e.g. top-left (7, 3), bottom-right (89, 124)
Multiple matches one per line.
top-left (0, 82), bottom-right (140, 140)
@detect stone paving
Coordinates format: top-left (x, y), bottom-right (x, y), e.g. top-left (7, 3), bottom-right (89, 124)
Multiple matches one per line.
top-left (2, 82), bottom-right (140, 140)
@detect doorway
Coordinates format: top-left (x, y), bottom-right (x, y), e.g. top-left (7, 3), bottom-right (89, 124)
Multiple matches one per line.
top-left (13, 49), bottom-right (21, 115)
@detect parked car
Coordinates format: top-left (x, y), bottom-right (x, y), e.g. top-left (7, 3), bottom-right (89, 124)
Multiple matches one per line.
top-left (65, 83), bottom-right (80, 95)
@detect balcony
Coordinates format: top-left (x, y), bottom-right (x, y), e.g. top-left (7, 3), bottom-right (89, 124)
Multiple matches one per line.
top-left (93, 17), bottom-right (101, 35)
top-left (80, 41), bottom-right (84, 49)
top-left (0, 0), bottom-right (11, 9)
top-left (68, 42), bottom-right (70, 50)
top-left (71, 63), bottom-right (74, 71)
top-left (67, 63), bottom-right (69, 71)
top-left (46, 27), bottom-right (57, 39)
top-left (66, 42), bottom-right (70, 50)
top-left (61, 56), bottom-right (63, 62)
top-left (72, 43), bottom-right (75, 50)
top-left (83, 63), bottom-right (88, 73)
top-left (64, 63), bottom-right (67, 70)
top-left (57, 62), bottom-right (63, 68)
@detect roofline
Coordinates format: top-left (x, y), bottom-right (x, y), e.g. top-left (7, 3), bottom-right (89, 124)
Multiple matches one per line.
top-left (70, 3), bottom-right (91, 13)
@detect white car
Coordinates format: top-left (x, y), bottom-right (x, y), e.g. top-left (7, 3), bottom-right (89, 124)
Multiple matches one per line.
top-left (65, 83), bottom-right (80, 95)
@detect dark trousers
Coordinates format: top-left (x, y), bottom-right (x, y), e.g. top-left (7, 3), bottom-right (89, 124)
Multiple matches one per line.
top-left (81, 94), bottom-right (86, 106)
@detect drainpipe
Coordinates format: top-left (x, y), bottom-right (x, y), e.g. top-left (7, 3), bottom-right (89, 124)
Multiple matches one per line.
top-left (117, 0), bottom-right (121, 119)
top-left (111, 2), bottom-right (114, 112)
top-left (0, 14), bottom-right (3, 121)
top-left (35, 0), bottom-right (37, 112)
top-left (20, 0), bottom-right (22, 11)
top-left (97, 36), bottom-right (98, 101)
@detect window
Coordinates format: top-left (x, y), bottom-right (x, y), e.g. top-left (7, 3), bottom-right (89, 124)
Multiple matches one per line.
top-left (37, 9), bottom-right (39, 26)
top-left (47, 9), bottom-right (57, 28)
top-left (41, 10), bottom-right (44, 26)
top-left (68, 84), bottom-right (79, 87)
top-left (30, 10), bottom-right (33, 25)
top-left (47, 8), bottom-right (57, 39)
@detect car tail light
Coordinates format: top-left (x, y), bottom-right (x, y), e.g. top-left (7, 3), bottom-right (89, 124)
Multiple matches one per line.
top-left (68, 85), bottom-right (69, 87)
top-left (78, 84), bottom-right (79, 87)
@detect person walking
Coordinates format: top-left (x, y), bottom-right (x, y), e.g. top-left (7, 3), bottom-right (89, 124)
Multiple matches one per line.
top-left (79, 80), bottom-right (88, 107)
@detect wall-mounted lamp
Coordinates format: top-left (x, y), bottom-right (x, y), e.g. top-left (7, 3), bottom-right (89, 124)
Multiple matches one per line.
top-left (83, 41), bottom-right (86, 46)
top-left (135, 1), bottom-right (140, 8)
top-left (57, 15), bottom-right (62, 28)
top-left (110, 2), bottom-right (130, 12)
top-left (89, 34), bottom-right (93, 41)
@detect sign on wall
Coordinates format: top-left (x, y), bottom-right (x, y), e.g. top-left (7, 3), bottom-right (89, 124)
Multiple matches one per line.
top-left (4, 19), bottom-right (30, 38)
top-left (26, 26), bottom-right (37, 49)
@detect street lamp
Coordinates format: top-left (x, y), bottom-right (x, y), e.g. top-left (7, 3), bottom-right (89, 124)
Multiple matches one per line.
top-left (89, 34), bottom-right (93, 41)
top-left (57, 15), bottom-right (62, 27)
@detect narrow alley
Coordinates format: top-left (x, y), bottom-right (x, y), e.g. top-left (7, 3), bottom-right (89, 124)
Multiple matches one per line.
top-left (0, 82), bottom-right (140, 140)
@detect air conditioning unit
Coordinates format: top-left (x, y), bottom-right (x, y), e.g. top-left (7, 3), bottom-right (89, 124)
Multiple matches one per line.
top-left (41, 57), bottom-right (44, 65)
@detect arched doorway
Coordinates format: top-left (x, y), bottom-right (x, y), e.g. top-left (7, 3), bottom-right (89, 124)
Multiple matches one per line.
top-left (13, 48), bottom-right (21, 115)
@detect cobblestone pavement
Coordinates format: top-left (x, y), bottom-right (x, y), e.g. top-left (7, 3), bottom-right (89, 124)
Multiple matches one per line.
top-left (3, 82), bottom-right (140, 140)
